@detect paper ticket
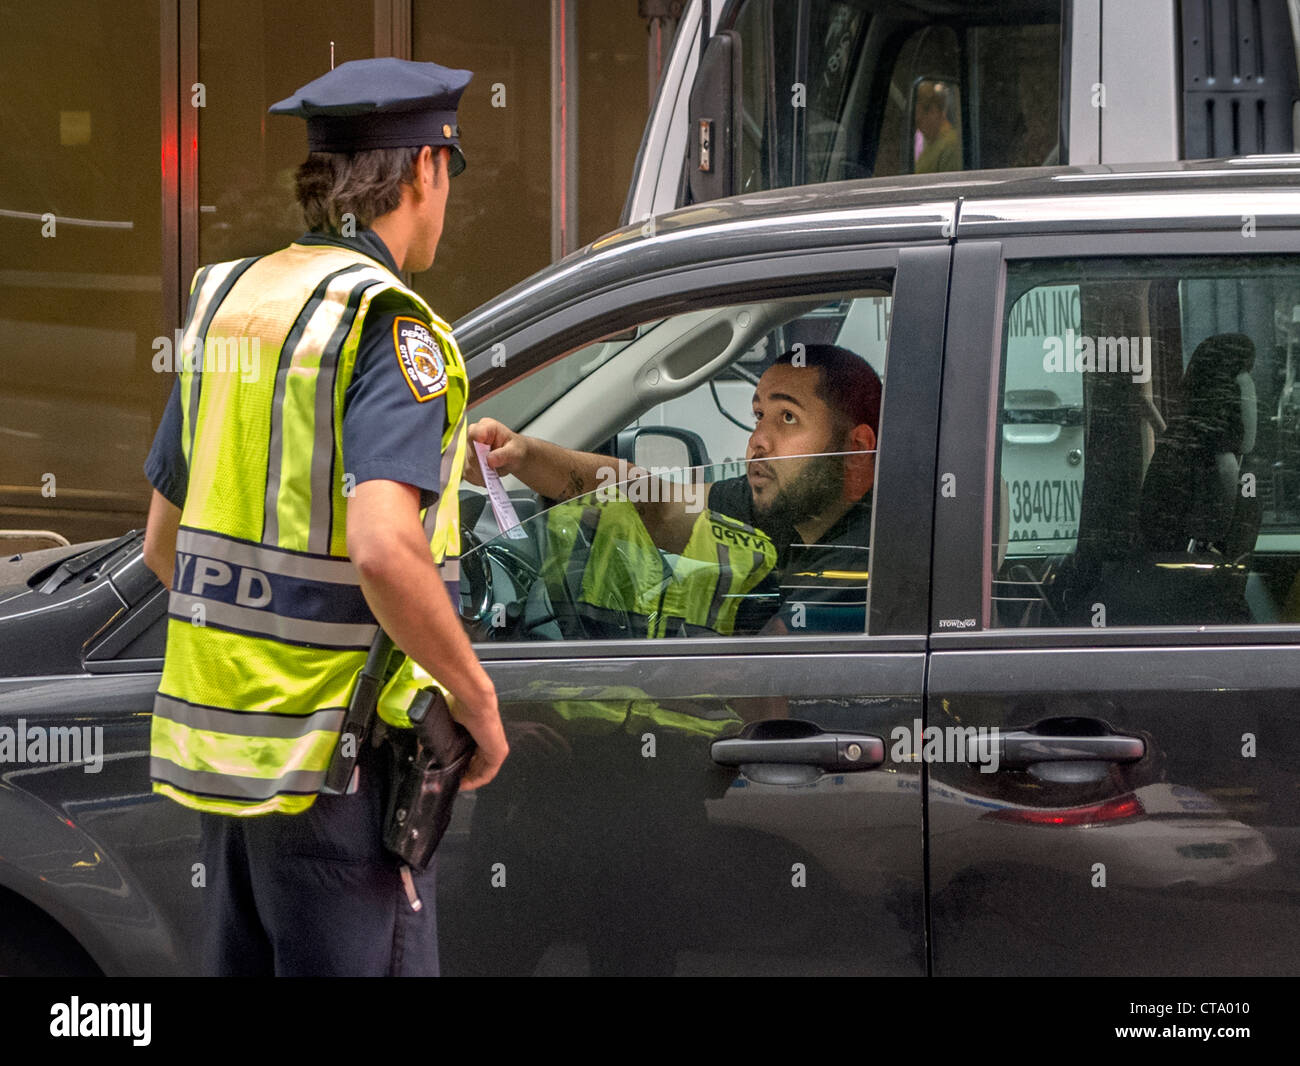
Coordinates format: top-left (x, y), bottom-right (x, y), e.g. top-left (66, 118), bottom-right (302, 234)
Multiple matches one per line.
top-left (473, 440), bottom-right (528, 540)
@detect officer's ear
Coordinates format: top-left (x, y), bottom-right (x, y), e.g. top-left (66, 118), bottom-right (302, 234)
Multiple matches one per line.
top-left (410, 145), bottom-right (444, 198)
top-left (428, 146), bottom-right (450, 189)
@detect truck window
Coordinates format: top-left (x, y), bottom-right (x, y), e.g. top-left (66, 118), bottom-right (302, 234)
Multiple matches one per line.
top-left (713, 0), bottom-right (1063, 198)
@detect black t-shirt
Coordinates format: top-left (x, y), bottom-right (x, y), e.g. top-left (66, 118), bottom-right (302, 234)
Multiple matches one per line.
top-left (706, 475), bottom-right (873, 632)
top-left (145, 229), bottom-right (448, 511)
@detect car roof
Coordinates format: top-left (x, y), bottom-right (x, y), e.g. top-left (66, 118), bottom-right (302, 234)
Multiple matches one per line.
top-left (454, 156), bottom-right (1300, 351)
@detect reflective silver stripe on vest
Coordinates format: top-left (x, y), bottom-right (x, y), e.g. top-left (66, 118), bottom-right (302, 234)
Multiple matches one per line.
top-left (170, 591), bottom-right (378, 650)
top-left (441, 556), bottom-right (461, 607)
top-left (309, 277), bottom-right (392, 554)
top-left (153, 694), bottom-right (346, 738)
top-left (422, 411), bottom-right (468, 542)
top-left (151, 758), bottom-right (326, 800)
top-left (442, 411), bottom-right (466, 490)
top-left (704, 542), bottom-right (731, 631)
top-left (184, 258), bottom-right (260, 462)
top-left (176, 528), bottom-right (362, 585)
top-left (263, 264), bottom-right (390, 546)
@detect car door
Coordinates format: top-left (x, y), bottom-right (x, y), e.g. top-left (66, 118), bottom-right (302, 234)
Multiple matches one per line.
top-left (0, 537), bottom-right (199, 976)
top-left (927, 184), bottom-right (1300, 975)
top-left (437, 222), bottom-right (951, 975)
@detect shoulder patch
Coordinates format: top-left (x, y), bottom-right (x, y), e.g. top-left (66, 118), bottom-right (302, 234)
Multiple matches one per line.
top-left (393, 317), bottom-right (449, 402)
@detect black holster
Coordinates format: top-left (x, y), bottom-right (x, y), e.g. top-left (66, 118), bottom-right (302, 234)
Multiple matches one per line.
top-left (380, 687), bottom-right (476, 871)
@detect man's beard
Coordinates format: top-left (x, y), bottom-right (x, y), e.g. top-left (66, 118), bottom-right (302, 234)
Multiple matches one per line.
top-left (752, 453), bottom-right (845, 531)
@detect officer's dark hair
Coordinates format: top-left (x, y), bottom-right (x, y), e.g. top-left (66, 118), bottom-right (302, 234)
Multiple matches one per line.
top-left (296, 145), bottom-right (442, 235)
top-left (773, 343), bottom-right (882, 442)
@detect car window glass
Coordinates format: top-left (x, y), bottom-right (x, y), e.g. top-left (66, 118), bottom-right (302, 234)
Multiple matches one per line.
top-left (802, 0), bottom-right (873, 184)
top-left (992, 256), bottom-right (1300, 628)
top-left (462, 452), bottom-right (873, 643)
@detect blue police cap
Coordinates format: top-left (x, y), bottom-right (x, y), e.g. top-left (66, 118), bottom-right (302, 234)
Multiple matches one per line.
top-left (269, 58), bottom-right (472, 176)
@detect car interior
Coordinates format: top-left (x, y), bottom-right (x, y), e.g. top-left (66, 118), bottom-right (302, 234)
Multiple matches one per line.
top-left (460, 289), bottom-right (891, 641)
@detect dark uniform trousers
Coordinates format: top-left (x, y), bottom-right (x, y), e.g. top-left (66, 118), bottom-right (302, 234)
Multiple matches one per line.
top-left (197, 738), bottom-right (440, 976)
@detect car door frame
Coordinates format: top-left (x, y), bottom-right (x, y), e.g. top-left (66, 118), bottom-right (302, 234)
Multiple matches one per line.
top-left (461, 228), bottom-right (953, 656)
top-left (444, 219), bottom-right (952, 974)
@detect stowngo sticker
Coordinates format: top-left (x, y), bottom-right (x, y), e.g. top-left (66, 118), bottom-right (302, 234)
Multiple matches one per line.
top-left (394, 317), bottom-right (448, 402)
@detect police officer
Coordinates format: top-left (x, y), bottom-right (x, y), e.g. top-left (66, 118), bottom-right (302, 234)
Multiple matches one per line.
top-left (141, 57), bottom-right (507, 977)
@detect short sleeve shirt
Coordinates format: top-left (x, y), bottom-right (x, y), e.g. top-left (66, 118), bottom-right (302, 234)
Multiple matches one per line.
top-left (145, 229), bottom-right (449, 512)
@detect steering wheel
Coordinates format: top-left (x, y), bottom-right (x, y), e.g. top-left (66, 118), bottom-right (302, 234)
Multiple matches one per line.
top-left (458, 525), bottom-right (495, 634)
top-left (459, 521), bottom-right (556, 640)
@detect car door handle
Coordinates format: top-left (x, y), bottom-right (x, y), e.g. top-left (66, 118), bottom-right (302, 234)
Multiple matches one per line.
top-left (711, 720), bottom-right (885, 772)
top-left (997, 731), bottom-right (1145, 769)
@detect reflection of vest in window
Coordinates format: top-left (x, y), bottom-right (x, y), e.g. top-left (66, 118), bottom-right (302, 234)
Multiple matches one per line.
top-left (543, 496), bottom-right (777, 638)
top-left (150, 244), bottom-right (470, 816)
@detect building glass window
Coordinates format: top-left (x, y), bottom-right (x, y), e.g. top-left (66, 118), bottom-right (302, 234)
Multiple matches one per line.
top-left (0, 2), bottom-right (163, 542)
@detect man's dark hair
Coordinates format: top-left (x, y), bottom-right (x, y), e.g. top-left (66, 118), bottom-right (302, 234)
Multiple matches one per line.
top-left (773, 343), bottom-right (882, 441)
top-left (295, 146), bottom-right (427, 235)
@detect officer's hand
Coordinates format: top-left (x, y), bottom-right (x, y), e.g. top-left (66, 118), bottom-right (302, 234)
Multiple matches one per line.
top-left (459, 728), bottom-right (509, 791)
top-left (448, 687), bottom-right (509, 791)
top-left (465, 417), bottom-right (526, 487)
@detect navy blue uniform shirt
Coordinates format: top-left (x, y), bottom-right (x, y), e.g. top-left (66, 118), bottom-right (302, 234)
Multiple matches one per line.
top-left (145, 228), bottom-right (449, 512)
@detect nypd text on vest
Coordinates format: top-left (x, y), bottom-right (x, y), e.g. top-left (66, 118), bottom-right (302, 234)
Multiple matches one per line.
top-left (174, 551), bottom-right (273, 608)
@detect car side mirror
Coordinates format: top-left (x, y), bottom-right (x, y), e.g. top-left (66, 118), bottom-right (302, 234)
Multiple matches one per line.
top-left (614, 426), bottom-right (709, 472)
top-left (687, 30), bottom-right (742, 203)
top-left (908, 75), bottom-right (963, 175)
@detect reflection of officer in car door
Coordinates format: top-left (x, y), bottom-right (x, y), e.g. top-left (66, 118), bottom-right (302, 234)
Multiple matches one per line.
top-left (454, 345), bottom-right (880, 975)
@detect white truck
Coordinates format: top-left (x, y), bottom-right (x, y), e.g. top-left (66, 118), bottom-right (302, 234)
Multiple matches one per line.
top-left (625, 0), bottom-right (1299, 223)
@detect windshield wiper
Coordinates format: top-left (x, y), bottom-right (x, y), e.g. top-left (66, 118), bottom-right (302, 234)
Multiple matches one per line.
top-left (37, 529), bottom-right (143, 595)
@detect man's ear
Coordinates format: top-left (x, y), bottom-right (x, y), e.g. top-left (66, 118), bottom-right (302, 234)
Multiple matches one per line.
top-left (429, 146), bottom-right (449, 189)
top-left (843, 422), bottom-right (877, 499)
top-left (410, 145), bottom-right (437, 200)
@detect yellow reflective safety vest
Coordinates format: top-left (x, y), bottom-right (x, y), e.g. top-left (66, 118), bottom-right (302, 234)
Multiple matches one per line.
top-left (538, 495), bottom-right (775, 739)
top-left (150, 243), bottom-right (469, 816)
top-left (543, 493), bottom-right (777, 638)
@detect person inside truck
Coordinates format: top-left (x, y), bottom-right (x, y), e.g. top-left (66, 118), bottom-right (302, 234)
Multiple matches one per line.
top-left (914, 80), bottom-right (962, 174)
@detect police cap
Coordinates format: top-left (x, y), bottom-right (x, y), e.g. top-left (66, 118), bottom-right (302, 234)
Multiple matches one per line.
top-left (269, 57), bottom-right (472, 176)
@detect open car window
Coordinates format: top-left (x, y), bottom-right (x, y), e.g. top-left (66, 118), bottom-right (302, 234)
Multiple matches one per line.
top-left (460, 453), bottom-right (874, 644)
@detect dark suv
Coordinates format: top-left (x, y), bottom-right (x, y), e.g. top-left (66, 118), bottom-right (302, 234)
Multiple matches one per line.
top-left (2, 159), bottom-right (1298, 976)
